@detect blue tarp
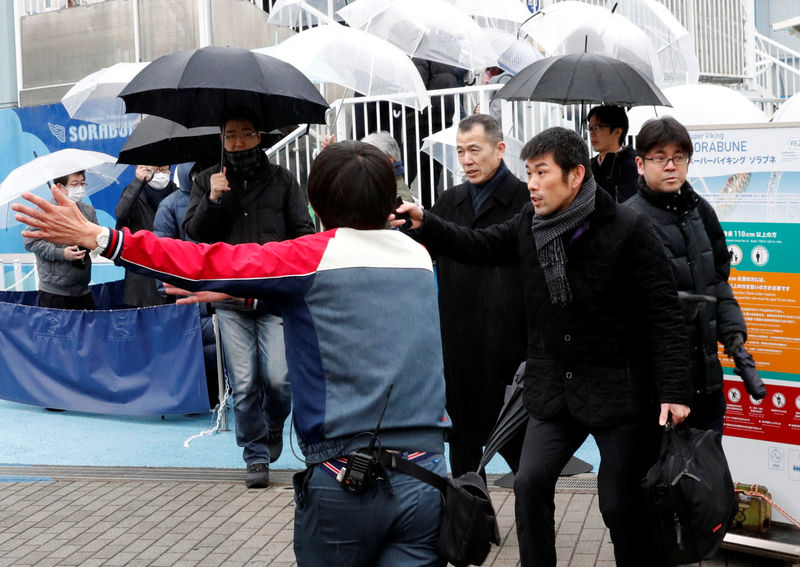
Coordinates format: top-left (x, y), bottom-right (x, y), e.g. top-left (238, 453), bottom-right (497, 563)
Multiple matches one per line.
top-left (0, 281), bottom-right (208, 415)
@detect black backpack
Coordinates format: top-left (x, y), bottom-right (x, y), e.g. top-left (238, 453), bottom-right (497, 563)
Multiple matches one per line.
top-left (642, 423), bottom-right (736, 565)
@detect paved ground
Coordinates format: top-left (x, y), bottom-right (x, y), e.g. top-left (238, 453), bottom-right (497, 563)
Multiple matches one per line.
top-left (0, 466), bottom-right (793, 567)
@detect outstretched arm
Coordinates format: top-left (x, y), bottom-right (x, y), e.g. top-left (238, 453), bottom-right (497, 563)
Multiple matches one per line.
top-left (15, 189), bottom-right (104, 249)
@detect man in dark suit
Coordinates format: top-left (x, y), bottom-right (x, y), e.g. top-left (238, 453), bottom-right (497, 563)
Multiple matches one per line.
top-left (429, 114), bottom-right (529, 477)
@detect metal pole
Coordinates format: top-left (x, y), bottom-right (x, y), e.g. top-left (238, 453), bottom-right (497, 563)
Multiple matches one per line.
top-left (13, 0), bottom-right (23, 106)
top-left (198, 0), bottom-right (212, 48)
top-left (132, 0), bottom-right (141, 62)
top-left (212, 313), bottom-right (229, 431)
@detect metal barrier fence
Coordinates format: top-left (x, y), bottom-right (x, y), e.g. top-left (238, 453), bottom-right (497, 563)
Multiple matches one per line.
top-left (267, 83), bottom-right (588, 209)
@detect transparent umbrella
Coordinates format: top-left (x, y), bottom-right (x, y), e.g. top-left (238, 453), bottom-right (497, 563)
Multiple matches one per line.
top-left (255, 24), bottom-right (431, 110)
top-left (421, 124), bottom-right (528, 182)
top-left (337, 0), bottom-right (497, 71)
top-left (0, 149), bottom-right (127, 229)
top-left (771, 91), bottom-right (800, 122)
top-left (61, 62), bottom-right (149, 124)
top-left (627, 84), bottom-right (769, 134)
top-left (267, 0), bottom-right (348, 27)
top-left (485, 29), bottom-right (543, 74)
top-left (521, 1), bottom-right (663, 85)
top-left (609, 0), bottom-right (699, 86)
top-left (443, 0), bottom-right (532, 32)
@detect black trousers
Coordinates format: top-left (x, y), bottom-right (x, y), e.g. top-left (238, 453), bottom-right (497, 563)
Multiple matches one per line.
top-left (37, 291), bottom-right (95, 310)
top-left (514, 412), bottom-right (658, 567)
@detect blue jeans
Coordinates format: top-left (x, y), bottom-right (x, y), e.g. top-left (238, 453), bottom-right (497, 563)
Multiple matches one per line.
top-left (293, 453), bottom-right (446, 567)
top-left (217, 309), bottom-right (290, 464)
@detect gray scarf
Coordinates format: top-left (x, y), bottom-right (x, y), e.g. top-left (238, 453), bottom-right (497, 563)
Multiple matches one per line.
top-left (531, 176), bottom-right (597, 306)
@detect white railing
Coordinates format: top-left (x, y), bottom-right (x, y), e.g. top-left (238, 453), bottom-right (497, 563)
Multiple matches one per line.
top-left (21, 0), bottom-right (106, 16)
top-left (752, 31), bottom-right (800, 100)
top-left (266, 84), bottom-right (585, 208)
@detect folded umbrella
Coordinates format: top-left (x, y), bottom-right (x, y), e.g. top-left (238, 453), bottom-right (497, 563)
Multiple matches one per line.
top-left (731, 346), bottom-right (766, 400)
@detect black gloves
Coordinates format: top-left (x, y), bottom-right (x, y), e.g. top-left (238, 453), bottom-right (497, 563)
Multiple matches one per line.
top-left (723, 332), bottom-right (745, 357)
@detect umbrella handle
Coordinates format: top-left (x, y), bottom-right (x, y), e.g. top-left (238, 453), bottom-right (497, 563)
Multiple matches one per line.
top-left (329, 87), bottom-right (351, 137)
top-left (219, 138), bottom-right (224, 173)
top-left (32, 151), bottom-right (53, 188)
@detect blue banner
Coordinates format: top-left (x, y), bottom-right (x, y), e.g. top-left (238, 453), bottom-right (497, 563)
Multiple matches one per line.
top-left (0, 282), bottom-right (209, 415)
top-left (0, 102), bottom-right (137, 253)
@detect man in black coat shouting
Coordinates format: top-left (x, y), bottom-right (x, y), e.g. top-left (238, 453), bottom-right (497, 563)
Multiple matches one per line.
top-left (396, 127), bottom-right (692, 567)
top-left (430, 114), bottom-right (529, 477)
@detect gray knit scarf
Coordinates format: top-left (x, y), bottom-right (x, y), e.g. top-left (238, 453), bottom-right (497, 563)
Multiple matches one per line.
top-left (531, 176), bottom-right (597, 306)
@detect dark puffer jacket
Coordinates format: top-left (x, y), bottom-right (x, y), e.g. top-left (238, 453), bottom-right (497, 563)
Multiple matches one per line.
top-left (624, 179), bottom-right (747, 394)
top-left (183, 158), bottom-right (314, 246)
top-left (418, 185), bottom-right (692, 427)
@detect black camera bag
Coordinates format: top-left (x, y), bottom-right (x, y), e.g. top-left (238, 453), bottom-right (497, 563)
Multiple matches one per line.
top-left (379, 451), bottom-right (500, 566)
top-left (641, 423), bottom-right (736, 565)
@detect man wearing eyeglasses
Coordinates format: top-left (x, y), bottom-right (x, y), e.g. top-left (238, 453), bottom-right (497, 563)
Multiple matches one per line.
top-left (587, 105), bottom-right (638, 203)
top-left (184, 107), bottom-right (315, 489)
top-left (24, 170), bottom-right (97, 310)
top-left (116, 163), bottom-right (177, 307)
top-left (625, 116), bottom-right (748, 433)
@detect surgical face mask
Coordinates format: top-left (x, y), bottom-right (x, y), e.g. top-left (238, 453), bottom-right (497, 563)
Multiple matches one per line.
top-left (149, 172), bottom-right (171, 190)
top-left (67, 184), bottom-right (86, 202)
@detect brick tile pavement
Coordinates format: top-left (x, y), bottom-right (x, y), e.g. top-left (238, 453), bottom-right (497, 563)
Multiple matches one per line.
top-left (0, 468), bottom-right (793, 567)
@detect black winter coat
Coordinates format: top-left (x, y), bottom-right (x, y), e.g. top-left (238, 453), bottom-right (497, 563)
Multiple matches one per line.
top-left (591, 146), bottom-right (639, 203)
top-left (418, 186), bottom-right (692, 427)
top-left (429, 170), bottom-right (529, 443)
top-left (183, 161), bottom-right (314, 246)
top-left (115, 178), bottom-right (177, 306)
top-left (624, 180), bottom-right (746, 395)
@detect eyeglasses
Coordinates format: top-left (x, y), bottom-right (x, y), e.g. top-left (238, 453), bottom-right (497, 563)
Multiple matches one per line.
top-left (65, 182), bottom-right (87, 189)
top-left (642, 155), bottom-right (690, 166)
top-left (224, 131), bottom-right (259, 142)
top-left (146, 166), bottom-right (171, 175)
top-left (587, 124), bottom-right (610, 133)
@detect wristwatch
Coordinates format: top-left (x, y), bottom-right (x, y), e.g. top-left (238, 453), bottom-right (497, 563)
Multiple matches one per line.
top-left (90, 227), bottom-right (111, 257)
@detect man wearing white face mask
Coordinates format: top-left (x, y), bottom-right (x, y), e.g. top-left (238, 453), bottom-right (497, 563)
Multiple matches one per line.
top-left (24, 170), bottom-right (98, 310)
top-left (115, 164), bottom-right (177, 307)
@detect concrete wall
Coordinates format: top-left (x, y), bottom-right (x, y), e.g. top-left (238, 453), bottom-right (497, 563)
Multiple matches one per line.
top-left (17, 0), bottom-right (292, 108)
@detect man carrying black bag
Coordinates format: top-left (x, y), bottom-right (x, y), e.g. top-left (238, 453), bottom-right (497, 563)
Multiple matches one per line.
top-left (396, 127), bottom-right (693, 567)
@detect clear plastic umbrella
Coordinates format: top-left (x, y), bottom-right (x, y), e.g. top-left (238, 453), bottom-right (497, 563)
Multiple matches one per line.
top-left (255, 24), bottom-right (431, 110)
top-left (609, 0), bottom-right (699, 86)
top-left (61, 62), bottom-right (149, 124)
top-left (421, 124), bottom-right (528, 183)
top-left (0, 149), bottom-right (128, 229)
top-left (443, 0), bottom-right (532, 30)
top-left (771, 92), bottom-right (800, 122)
top-left (627, 84), bottom-right (769, 134)
top-left (521, 1), bottom-right (663, 85)
top-left (484, 29), bottom-right (543, 74)
top-left (337, 0), bottom-right (497, 71)
top-left (267, 0), bottom-right (348, 27)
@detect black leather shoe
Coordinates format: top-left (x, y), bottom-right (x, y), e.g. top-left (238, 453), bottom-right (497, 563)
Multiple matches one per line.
top-left (245, 463), bottom-right (270, 489)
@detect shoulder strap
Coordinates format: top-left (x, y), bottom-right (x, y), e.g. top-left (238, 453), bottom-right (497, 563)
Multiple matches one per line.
top-left (377, 451), bottom-right (448, 492)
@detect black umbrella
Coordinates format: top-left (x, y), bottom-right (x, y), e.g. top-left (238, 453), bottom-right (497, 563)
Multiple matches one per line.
top-left (117, 116), bottom-right (221, 166)
top-left (731, 346), bottom-right (766, 400)
top-left (477, 362), bottom-right (592, 487)
top-left (117, 116), bottom-right (286, 167)
top-left (493, 51), bottom-right (671, 108)
top-left (118, 46), bottom-right (329, 129)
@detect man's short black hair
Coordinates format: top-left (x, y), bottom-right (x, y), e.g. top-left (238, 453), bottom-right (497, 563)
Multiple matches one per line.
top-left (587, 105), bottom-right (629, 146)
top-left (520, 127), bottom-right (592, 183)
top-left (53, 170), bottom-right (85, 187)
top-left (218, 106), bottom-right (260, 132)
top-left (458, 114), bottom-right (503, 144)
top-left (636, 116), bottom-right (694, 159)
top-left (308, 141), bottom-right (396, 230)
